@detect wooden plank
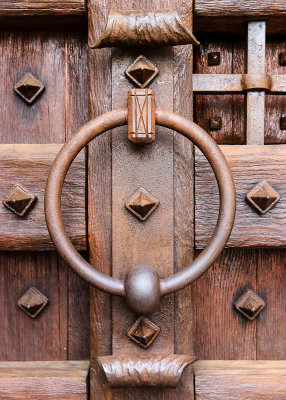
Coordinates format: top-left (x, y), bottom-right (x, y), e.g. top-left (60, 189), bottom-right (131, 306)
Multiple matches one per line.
top-left (194, 360), bottom-right (286, 399)
top-left (195, 145), bottom-right (286, 248)
top-left (265, 41), bottom-right (286, 144)
top-left (87, 0), bottom-right (113, 398)
top-left (0, 0), bottom-right (85, 16)
top-left (88, 2), bottom-right (195, 400)
top-left (174, 3), bottom-right (196, 398)
top-left (0, 251), bottom-right (70, 360)
top-left (194, 41), bottom-right (245, 144)
top-left (195, 1), bottom-right (286, 17)
top-left (0, 144), bottom-right (85, 250)
top-left (257, 249), bottom-right (286, 360)
top-left (192, 249), bottom-right (257, 360)
top-left (66, 32), bottom-right (90, 360)
top-left (0, 361), bottom-right (89, 399)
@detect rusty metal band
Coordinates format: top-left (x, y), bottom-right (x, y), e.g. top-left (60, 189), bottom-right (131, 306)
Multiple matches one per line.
top-left (45, 108), bottom-right (235, 297)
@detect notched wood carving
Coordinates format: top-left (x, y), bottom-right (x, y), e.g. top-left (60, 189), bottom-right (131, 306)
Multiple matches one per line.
top-left (92, 9), bottom-right (200, 48)
top-left (97, 354), bottom-right (196, 387)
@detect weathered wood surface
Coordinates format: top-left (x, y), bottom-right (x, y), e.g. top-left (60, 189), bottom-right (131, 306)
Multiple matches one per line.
top-left (88, 1), bottom-right (195, 400)
top-left (194, 360), bottom-right (286, 399)
top-left (257, 249), bottom-right (286, 360)
top-left (0, 144), bottom-right (85, 250)
top-left (265, 41), bottom-right (286, 144)
top-left (0, 361), bottom-right (89, 399)
top-left (0, 0), bottom-right (85, 16)
top-left (192, 249), bottom-right (257, 359)
top-left (195, 145), bottom-right (286, 248)
top-left (195, 1), bottom-right (286, 16)
top-left (0, 31), bottom-right (89, 361)
top-left (194, 41), bottom-right (245, 144)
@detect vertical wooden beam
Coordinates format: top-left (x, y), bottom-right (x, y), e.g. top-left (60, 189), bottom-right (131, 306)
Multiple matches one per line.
top-left (87, 2), bottom-right (195, 399)
top-left (246, 21), bottom-right (266, 145)
top-left (87, 0), bottom-right (113, 398)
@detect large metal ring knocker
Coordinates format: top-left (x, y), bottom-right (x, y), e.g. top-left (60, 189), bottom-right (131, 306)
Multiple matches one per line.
top-left (45, 107), bottom-right (236, 315)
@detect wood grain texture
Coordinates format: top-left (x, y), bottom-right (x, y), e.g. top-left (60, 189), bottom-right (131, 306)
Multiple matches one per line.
top-left (194, 41), bottom-right (245, 144)
top-left (195, 145), bottom-right (286, 248)
top-left (0, 251), bottom-right (68, 360)
top-left (192, 249), bottom-right (257, 360)
top-left (265, 41), bottom-right (286, 144)
top-left (87, 1), bottom-right (113, 399)
top-left (0, 144), bottom-right (85, 250)
top-left (0, 0), bottom-right (85, 16)
top-left (0, 361), bottom-right (89, 399)
top-left (0, 31), bottom-right (89, 362)
top-left (194, 360), bottom-right (286, 399)
top-left (195, 1), bottom-right (286, 16)
top-left (173, 4), bottom-right (195, 398)
top-left (88, 1), bottom-right (195, 399)
top-left (257, 249), bottom-right (286, 360)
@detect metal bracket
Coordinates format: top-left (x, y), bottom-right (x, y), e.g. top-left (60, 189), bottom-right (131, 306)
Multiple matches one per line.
top-left (92, 9), bottom-right (199, 48)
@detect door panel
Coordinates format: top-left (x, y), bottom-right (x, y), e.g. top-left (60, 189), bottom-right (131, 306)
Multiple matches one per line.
top-left (194, 360), bottom-right (286, 399)
top-left (0, 30), bottom-right (89, 361)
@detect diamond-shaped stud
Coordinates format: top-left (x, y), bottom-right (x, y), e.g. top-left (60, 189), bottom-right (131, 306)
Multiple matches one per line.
top-left (128, 316), bottom-right (160, 348)
top-left (126, 188), bottom-right (159, 221)
top-left (18, 287), bottom-right (49, 318)
top-left (2, 183), bottom-right (37, 217)
top-left (14, 73), bottom-right (45, 104)
top-left (246, 180), bottom-right (280, 215)
top-left (235, 289), bottom-right (265, 320)
top-left (125, 55), bottom-right (159, 88)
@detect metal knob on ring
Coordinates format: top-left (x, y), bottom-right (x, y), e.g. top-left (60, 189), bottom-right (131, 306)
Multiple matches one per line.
top-left (44, 107), bottom-right (236, 315)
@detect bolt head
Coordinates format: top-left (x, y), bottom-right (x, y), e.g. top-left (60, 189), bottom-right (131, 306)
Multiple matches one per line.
top-left (125, 265), bottom-right (160, 315)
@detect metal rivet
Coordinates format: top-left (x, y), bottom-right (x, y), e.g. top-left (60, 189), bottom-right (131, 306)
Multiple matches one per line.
top-left (235, 289), bottom-right (265, 320)
top-left (2, 184), bottom-right (37, 217)
top-left (279, 52), bottom-right (286, 66)
top-left (209, 116), bottom-right (222, 130)
top-left (127, 316), bottom-right (160, 348)
top-left (208, 52), bottom-right (220, 66)
top-left (126, 188), bottom-right (159, 221)
top-left (14, 73), bottom-right (45, 104)
top-left (280, 114), bottom-right (286, 130)
top-left (18, 287), bottom-right (49, 318)
top-left (125, 55), bottom-right (159, 88)
top-left (246, 180), bottom-right (280, 215)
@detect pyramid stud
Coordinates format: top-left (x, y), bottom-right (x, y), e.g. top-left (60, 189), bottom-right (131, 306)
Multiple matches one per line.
top-left (18, 287), bottom-right (49, 318)
top-left (2, 183), bottom-right (37, 217)
top-left (235, 289), bottom-right (265, 320)
top-left (125, 55), bottom-right (158, 88)
top-left (128, 316), bottom-right (160, 348)
top-left (126, 188), bottom-right (159, 221)
top-left (246, 180), bottom-right (280, 215)
top-left (14, 73), bottom-right (45, 104)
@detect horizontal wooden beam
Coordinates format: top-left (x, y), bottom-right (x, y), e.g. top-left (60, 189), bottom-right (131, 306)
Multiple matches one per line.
top-left (0, 361), bottom-right (89, 399)
top-left (195, 145), bottom-right (286, 248)
top-left (194, 360), bottom-right (286, 400)
top-left (0, 144), bottom-right (85, 251)
top-left (195, 1), bottom-right (286, 17)
top-left (0, 0), bottom-right (85, 16)
top-left (193, 74), bottom-right (286, 93)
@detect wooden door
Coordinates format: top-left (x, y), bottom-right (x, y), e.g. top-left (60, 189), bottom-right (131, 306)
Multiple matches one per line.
top-left (0, 1), bottom-right (286, 400)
